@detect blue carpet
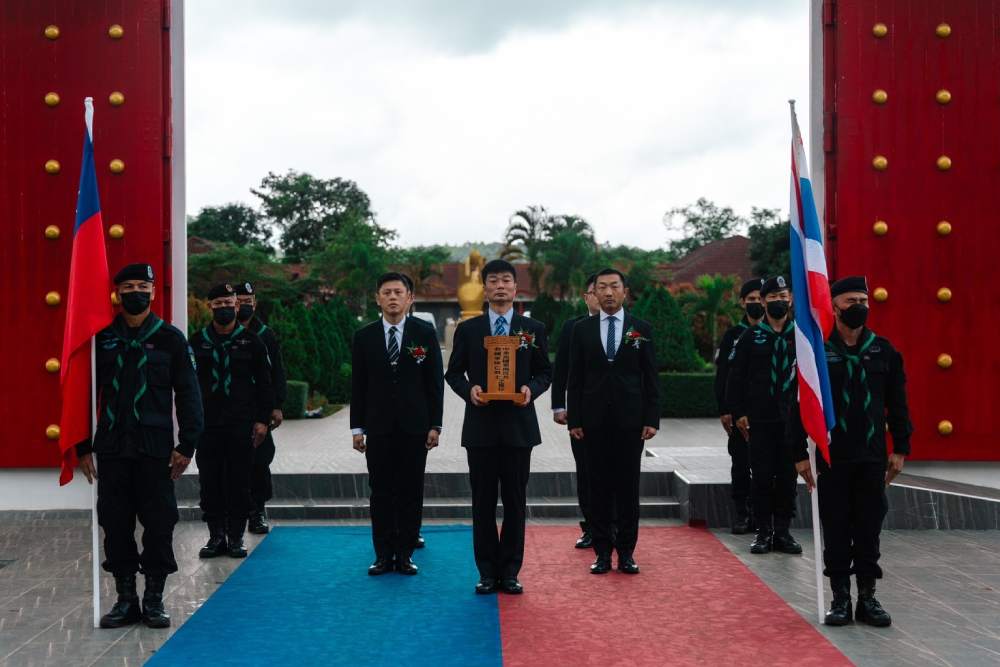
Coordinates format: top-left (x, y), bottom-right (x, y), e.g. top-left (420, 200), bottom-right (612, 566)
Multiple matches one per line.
top-left (148, 525), bottom-right (502, 666)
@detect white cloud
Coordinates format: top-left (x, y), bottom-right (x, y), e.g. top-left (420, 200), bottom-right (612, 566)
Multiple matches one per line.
top-left (184, 2), bottom-right (809, 250)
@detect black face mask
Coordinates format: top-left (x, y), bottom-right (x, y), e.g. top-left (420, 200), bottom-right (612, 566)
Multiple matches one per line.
top-left (766, 300), bottom-right (790, 319)
top-left (237, 304), bottom-right (255, 322)
top-left (745, 302), bottom-right (765, 320)
top-left (213, 307), bottom-right (237, 326)
top-left (120, 291), bottom-right (151, 316)
top-left (838, 303), bottom-right (869, 330)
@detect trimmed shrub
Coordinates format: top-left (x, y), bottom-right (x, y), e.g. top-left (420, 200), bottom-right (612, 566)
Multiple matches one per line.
top-left (284, 380), bottom-right (309, 419)
top-left (632, 287), bottom-right (701, 372)
top-left (659, 372), bottom-right (717, 418)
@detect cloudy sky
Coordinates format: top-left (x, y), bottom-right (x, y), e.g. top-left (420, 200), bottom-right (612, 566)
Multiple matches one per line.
top-left (184, 1), bottom-right (809, 250)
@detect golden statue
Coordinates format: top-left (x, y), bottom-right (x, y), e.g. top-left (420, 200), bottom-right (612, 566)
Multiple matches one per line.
top-left (457, 250), bottom-right (486, 320)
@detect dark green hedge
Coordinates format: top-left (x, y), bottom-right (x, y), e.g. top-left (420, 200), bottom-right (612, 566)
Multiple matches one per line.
top-left (284, 380), bottom-right (309, 420)
top-left (659, 372), bottom-right (716, 418)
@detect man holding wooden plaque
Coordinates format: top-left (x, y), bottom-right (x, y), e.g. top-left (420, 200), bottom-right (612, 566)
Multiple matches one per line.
top-left (445, 259), bottom-right (552, 596)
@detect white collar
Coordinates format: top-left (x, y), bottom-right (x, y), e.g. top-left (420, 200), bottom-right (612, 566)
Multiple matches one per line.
top-left (489, 307), bottom-right (514, 322)
top-left (602, 307), bottom-right (625, 321)
top-left (382, 316), bottom-right (406, 332)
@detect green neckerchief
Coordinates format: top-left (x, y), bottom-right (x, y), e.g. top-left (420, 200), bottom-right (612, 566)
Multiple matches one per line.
top-left (105, 313), bottom-right (165, 429)
top-left (201, 324), bottom-right (245, 396)
top-left (826, 329), bottom-right (877, 444)
top-left (758, 319), bottom-right (796, 396)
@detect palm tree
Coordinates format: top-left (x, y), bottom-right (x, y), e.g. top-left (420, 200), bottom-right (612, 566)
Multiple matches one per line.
top-left (684, 274), bottom-right (738, 352)
top-left (545, 214), bottom-right (595, 241)
top-left (502, 206), bottom-right (552, 291)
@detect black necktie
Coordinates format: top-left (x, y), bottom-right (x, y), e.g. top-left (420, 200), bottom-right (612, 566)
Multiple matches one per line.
top-left (387, 326), bottom-right (400, 368)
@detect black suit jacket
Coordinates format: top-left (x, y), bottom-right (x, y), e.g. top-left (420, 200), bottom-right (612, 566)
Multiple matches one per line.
top-left (567, 312), bottom-right (660, 432)
top-left (551, 314), bottom-right (590, 412)
top-left (351, 317), bottom-right (444, 436)
top-left (445, 313), bottom-right (552, 448)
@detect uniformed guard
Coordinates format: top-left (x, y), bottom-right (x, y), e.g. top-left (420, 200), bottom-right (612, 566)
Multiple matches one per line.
top-left (715, 278), bottom-right (764, 534)
top-left (234, 281), bottom-right (287, 535)
top-left (726, 275), bottom-right (802, 555)
top-left (792, 276), bottom-right (912, 627)
top-left (192, 283), bottom-right (274, 559)
top-left (77, 263), bottom-right (203, 629)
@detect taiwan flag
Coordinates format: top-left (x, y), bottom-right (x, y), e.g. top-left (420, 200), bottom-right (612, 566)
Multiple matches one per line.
top-left (58, 98), bottom-right (113, 485)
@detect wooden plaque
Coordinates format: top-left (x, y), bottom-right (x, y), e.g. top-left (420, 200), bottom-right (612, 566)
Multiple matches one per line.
top-left (480, 336), bottom-right (525, 404)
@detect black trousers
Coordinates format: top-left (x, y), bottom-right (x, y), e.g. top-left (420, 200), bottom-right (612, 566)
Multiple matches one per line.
top-left (727, 429), bottom-right (752, 518)
top-left (96, 455), bottom-right (179, 577)
top-left (466, 446), bottom-right (532, 579)
top-left (748, 421), bottom-right (797, 531)
top-left (584, 426), bottom-right (643, 557)
top-left (570, 436), bottom-right (592, 531)
top-left (365, 433), bottom-right (428, 560)
top-left (250, 430), bottom-right (276, 514)
top-left (818, 461), bottom-right (888, 579)
top-left (196, 425), bottom-right (254, 527)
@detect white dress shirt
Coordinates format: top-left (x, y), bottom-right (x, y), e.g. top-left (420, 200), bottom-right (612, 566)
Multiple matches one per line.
top-left (488, 306), bottom-right (515, 334)
top-left (601, 307), bottom-right (625, 358)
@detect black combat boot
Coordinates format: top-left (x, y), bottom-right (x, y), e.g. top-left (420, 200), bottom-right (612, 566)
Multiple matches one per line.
top-left (856, 576), bottom-right (892, 627)
top-left (248, 511), bottom-right (270, 535)
top-left (749, 528), bottom-right (772, 554)
top-left (227, 518), bottom-right (248, 558)
top-left (824, 575), bottom-right (853, 626)
top-left (99, 574), bottom-right (142, 628)
top-left (141, 574), bottom-right (171, 628)
top-left (199, 520), bottom-right (228, 558)
top-left (772, 528), bottom-right (803, 554)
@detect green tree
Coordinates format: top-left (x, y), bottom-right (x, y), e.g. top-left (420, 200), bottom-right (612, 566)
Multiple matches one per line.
top-left (748, 207), bottom-right (791, 278)
top-left (395, 245), bottom-right (450, 293)
top-left (678, 274), bottom-right (738, 360)
top-left (545, 214), bottom-right (594, 239)
top-left (310, 217), bottom-right (392, 316)
top-left (252, 170), bottom-right (390, 262)
top-left (632, 287), bottom-right (700, 372)
top-left (501, 206), bottom-right (553, 291)
top-left (187, 203), bottom-right (272, 251)
top-left (594, 245), bottom-right (670, 302)
top-left (542, 229), bottom-right (597, 299)
top-left (664, 197), bottom-right (746, 260)
top-left (187, 243), bottom-right (309, 314)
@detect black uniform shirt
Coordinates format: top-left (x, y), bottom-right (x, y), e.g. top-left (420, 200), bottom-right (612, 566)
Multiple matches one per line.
top-left (248, 317), bottom-right (287, 410)
top-left (714, 319), bottom-right (750, 415)
top-left (725, 320), bottom-right (797, 423)
top-left (192, 324), bottom-right (274, 429)
top-left (78, 313), bottom-right (204, 459)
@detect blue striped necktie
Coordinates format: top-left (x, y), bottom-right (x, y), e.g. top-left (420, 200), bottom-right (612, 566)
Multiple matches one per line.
top-left (494, 315), bottom-right (507, 337)
top-left (387, 326), bottom-right (400, 367)
top-left (606, 315), bottom-right (617, 361)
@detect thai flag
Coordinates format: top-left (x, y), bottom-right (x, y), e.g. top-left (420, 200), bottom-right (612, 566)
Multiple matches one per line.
top-left (58, 98), bottom-right (113, 485)
top-left (788, 102), bottom-right (835, 464)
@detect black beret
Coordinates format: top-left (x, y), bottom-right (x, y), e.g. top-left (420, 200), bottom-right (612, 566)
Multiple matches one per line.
top-left (113, 263), bottom-right (154, 284)
top-left (233, 281), bottom-right (255, 296)
top-left (207, 283), bottom-right (236, 300)
top-left (760, 275), bottom-right (791, 298)
top-left (830, 276), bottom-right (868, 298)
top-left (739, 278), bottom-right (764, 299)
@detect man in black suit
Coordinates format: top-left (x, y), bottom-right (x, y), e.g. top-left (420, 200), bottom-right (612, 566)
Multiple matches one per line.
top-left (568, 268), bottom-right (659, 575)
top-left (552, 273), bottom-right (601, 549)
top-left (445, 259), bottom-right (552, 595)
top-left (351, 272), bottom-right (444, 576)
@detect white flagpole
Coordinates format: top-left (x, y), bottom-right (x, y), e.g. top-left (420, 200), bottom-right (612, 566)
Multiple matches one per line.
top-left (807, 437), bottom-right (824, 623)
top-left (90, 336), bottom-right (101, 628)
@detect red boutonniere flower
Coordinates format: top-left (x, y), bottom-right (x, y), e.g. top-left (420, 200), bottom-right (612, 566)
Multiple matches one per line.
top-left (624, 326), bottom-right (649, 349)
top-left (407, 344), bottom-right (428, 364)
top-left (515, 329), bottom-right (538, 350)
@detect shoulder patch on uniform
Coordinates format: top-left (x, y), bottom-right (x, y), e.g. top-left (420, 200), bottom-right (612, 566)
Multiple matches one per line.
top-left (187, 345), bottom-right (197, 370)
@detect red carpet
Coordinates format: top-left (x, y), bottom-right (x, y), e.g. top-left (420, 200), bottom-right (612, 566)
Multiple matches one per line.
top-left (498, 525), bottom-right (851, 667)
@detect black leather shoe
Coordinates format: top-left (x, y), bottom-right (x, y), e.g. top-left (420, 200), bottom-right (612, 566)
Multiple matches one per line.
top-left (824, 575), bottom-right (853, 626)
top-left (397, 558), bottom-right (419, 575)
top-left (226, 518), bottom-right (249, 558)
top-left (248, 512), bottom-right (270, 535)
top-left (750, 529), bottom-right (772, 554)
top-left (414, 534), bottom-right (426, 549)
top-left (100, 574), bottom-right (142, 629)
top-left (590, 556), bottom-right (612, 574)
top-left (617, 555), bottom-right (640, 574)
top-left (731, 516), bottom-right (752, 535)
top-left (368, 558), bottom-right (395, 576)
top-left (198, 522), bottom-right (228, 559)
top-left (575, 532), bottom-right (593, 549)
top-left (141, 575), bottom-right (171, 628)
top-left (475, 577), bottom-right (498, 594)
top-left (499, 578), bottom-right (523, 594)
top-left (772, 530), bottom-right (803, 554)
top-left (856, 577), bottom-right (892, 627)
